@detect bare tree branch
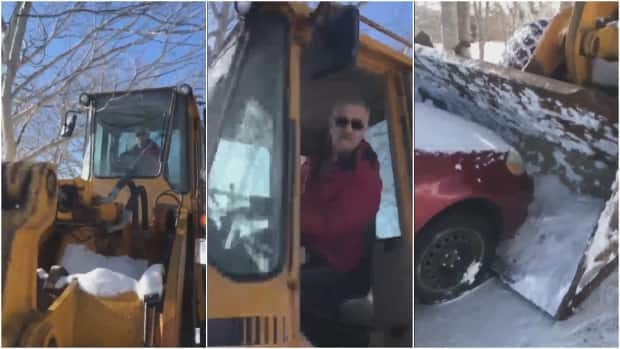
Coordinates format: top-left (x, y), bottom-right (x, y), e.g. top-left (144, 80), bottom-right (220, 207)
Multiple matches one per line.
top-left (3, 2), bottom-right (205, 166)
top-left (17, 3), bottom-right (149, 19)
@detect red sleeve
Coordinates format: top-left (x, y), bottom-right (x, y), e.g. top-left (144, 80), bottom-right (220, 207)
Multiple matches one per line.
top-left (301, 161), bottom-right (382, 241)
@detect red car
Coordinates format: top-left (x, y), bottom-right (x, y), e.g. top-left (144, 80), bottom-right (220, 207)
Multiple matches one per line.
top-left (414, 102), bottom-right (534, 303)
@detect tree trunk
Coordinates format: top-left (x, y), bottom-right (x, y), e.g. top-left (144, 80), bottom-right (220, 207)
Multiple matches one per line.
top-left (2, 2), bottom-right (31, 161)
top-left (456, 2), bottom-right (471, 58)
top-left (440, 2), bottom-right (459, 52)
top-left (481, 2), bottom-right (490, 61)
top-left (473, 2), bottom-right (484, 61)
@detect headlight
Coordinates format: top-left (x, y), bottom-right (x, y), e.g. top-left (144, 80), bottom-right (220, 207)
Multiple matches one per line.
top-left (176, 84), bottom-right (192, 95)
top-left (506, 148), bottom-right (525, 176)
top-left (79, 93), bottom-right (91, 106)
top-left (235, 2), bottom-right (252, 16)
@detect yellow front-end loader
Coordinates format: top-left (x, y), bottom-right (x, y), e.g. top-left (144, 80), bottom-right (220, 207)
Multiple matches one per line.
top-left (2, 85), bottom-right (206, 346)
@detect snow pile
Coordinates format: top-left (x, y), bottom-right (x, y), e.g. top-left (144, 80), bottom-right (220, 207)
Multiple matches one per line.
top-left (59, 243), bottom-right (148, 279)
top-left (494, 175), bottom-right (605, 316)
top-left (365, 120), bottom-right (400, 239)
top-left (135, 264), bottom-right (165, 299)
top-left (415, 269), bottom-right (618, 347)
top-left (57, 244), bottom-right (164, 301)
top-left (415, 101), bottom-right (512, 154)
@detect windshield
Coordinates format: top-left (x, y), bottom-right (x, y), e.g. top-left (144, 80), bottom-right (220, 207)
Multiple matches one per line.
top-left (92, 90), bottom-right (172, 178)
top-left (207, 11), bottom-right (289, 280)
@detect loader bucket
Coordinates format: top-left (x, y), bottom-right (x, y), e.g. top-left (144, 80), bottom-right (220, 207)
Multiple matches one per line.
top-left (414, 44), bottom-right (618, 319)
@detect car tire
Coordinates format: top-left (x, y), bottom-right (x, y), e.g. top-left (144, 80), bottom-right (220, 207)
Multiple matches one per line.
top-left (500, 19), bottom-right (550, 70)
top-left (415, 209), bottom-right (498, 304)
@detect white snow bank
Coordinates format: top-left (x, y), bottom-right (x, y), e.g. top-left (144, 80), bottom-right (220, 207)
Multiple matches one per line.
top-left (57, 244), bottom-right (164, 301)
top-left (415, 101), bottom-right (512, 153)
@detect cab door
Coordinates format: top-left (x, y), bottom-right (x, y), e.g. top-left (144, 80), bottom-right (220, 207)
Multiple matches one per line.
top-left (355, 42), bottom-right (412, 345)
top-left (206, 5), bottom-right (301, 346)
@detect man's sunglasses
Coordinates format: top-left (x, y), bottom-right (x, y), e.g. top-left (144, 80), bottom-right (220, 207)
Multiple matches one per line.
top-left (334, 116), bottom-right (365, 130)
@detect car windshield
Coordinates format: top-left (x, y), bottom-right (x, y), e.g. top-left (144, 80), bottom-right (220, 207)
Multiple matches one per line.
top-left (92, 90), bottom-right (173, 178)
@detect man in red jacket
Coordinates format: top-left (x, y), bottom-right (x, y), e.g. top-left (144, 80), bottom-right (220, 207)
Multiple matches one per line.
top-left (121, 128), bottom-right (161, 176)
top-left (300, 99), bottom-right (382, 344)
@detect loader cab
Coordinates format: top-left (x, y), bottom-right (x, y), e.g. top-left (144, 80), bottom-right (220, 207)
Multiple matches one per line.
top-left (80, 86), bottom-right (197, 196)
top-left (207, 3), bottom-right (412, 346)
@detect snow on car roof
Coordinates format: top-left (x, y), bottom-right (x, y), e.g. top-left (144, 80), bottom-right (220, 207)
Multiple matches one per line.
top-left (415, 101), bottom-right (512, 153)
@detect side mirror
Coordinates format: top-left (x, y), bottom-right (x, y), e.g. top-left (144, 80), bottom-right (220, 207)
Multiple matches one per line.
top-left (61, 111), bottom-right (79, 138)
top-left (305, 4), bottom-right (360, 79)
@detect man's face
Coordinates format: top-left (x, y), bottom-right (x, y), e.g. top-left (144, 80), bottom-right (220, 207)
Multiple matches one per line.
top-left (329, 104), bottom-right (369, 156)
top-left (137, 131), bottom-right (149, 147)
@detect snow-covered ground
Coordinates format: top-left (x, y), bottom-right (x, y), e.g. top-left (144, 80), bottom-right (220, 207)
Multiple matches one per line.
top-left (469, 41), bottom-right (506, 65)
top-left (415, 269), bottom-right (618, 347)
top-left (431, 41), bottom-right (506, 65)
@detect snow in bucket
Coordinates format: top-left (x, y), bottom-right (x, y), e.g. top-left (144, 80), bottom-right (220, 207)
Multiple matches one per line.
top-left (56, 244), bottom-right (164, 300)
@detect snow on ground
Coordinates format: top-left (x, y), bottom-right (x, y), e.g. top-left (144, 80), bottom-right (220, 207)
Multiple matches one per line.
top-left (469, 41), bottom-right (506, 65)
top-left (57, 244), bottom-right (164, 300)
top-left (431, 41), bottom-right (506, 65)
top-left (415, 269), bottom-right (618, 347)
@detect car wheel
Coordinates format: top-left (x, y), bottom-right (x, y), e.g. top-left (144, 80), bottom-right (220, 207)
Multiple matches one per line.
top-left (415, 209), bottom-right (498, 304)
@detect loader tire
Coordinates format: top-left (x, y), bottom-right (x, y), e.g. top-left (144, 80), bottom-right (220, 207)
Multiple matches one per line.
top-left (500, 19), bottom-right (550, 70)
top-left (415, 209), bottom-right (498, 304)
